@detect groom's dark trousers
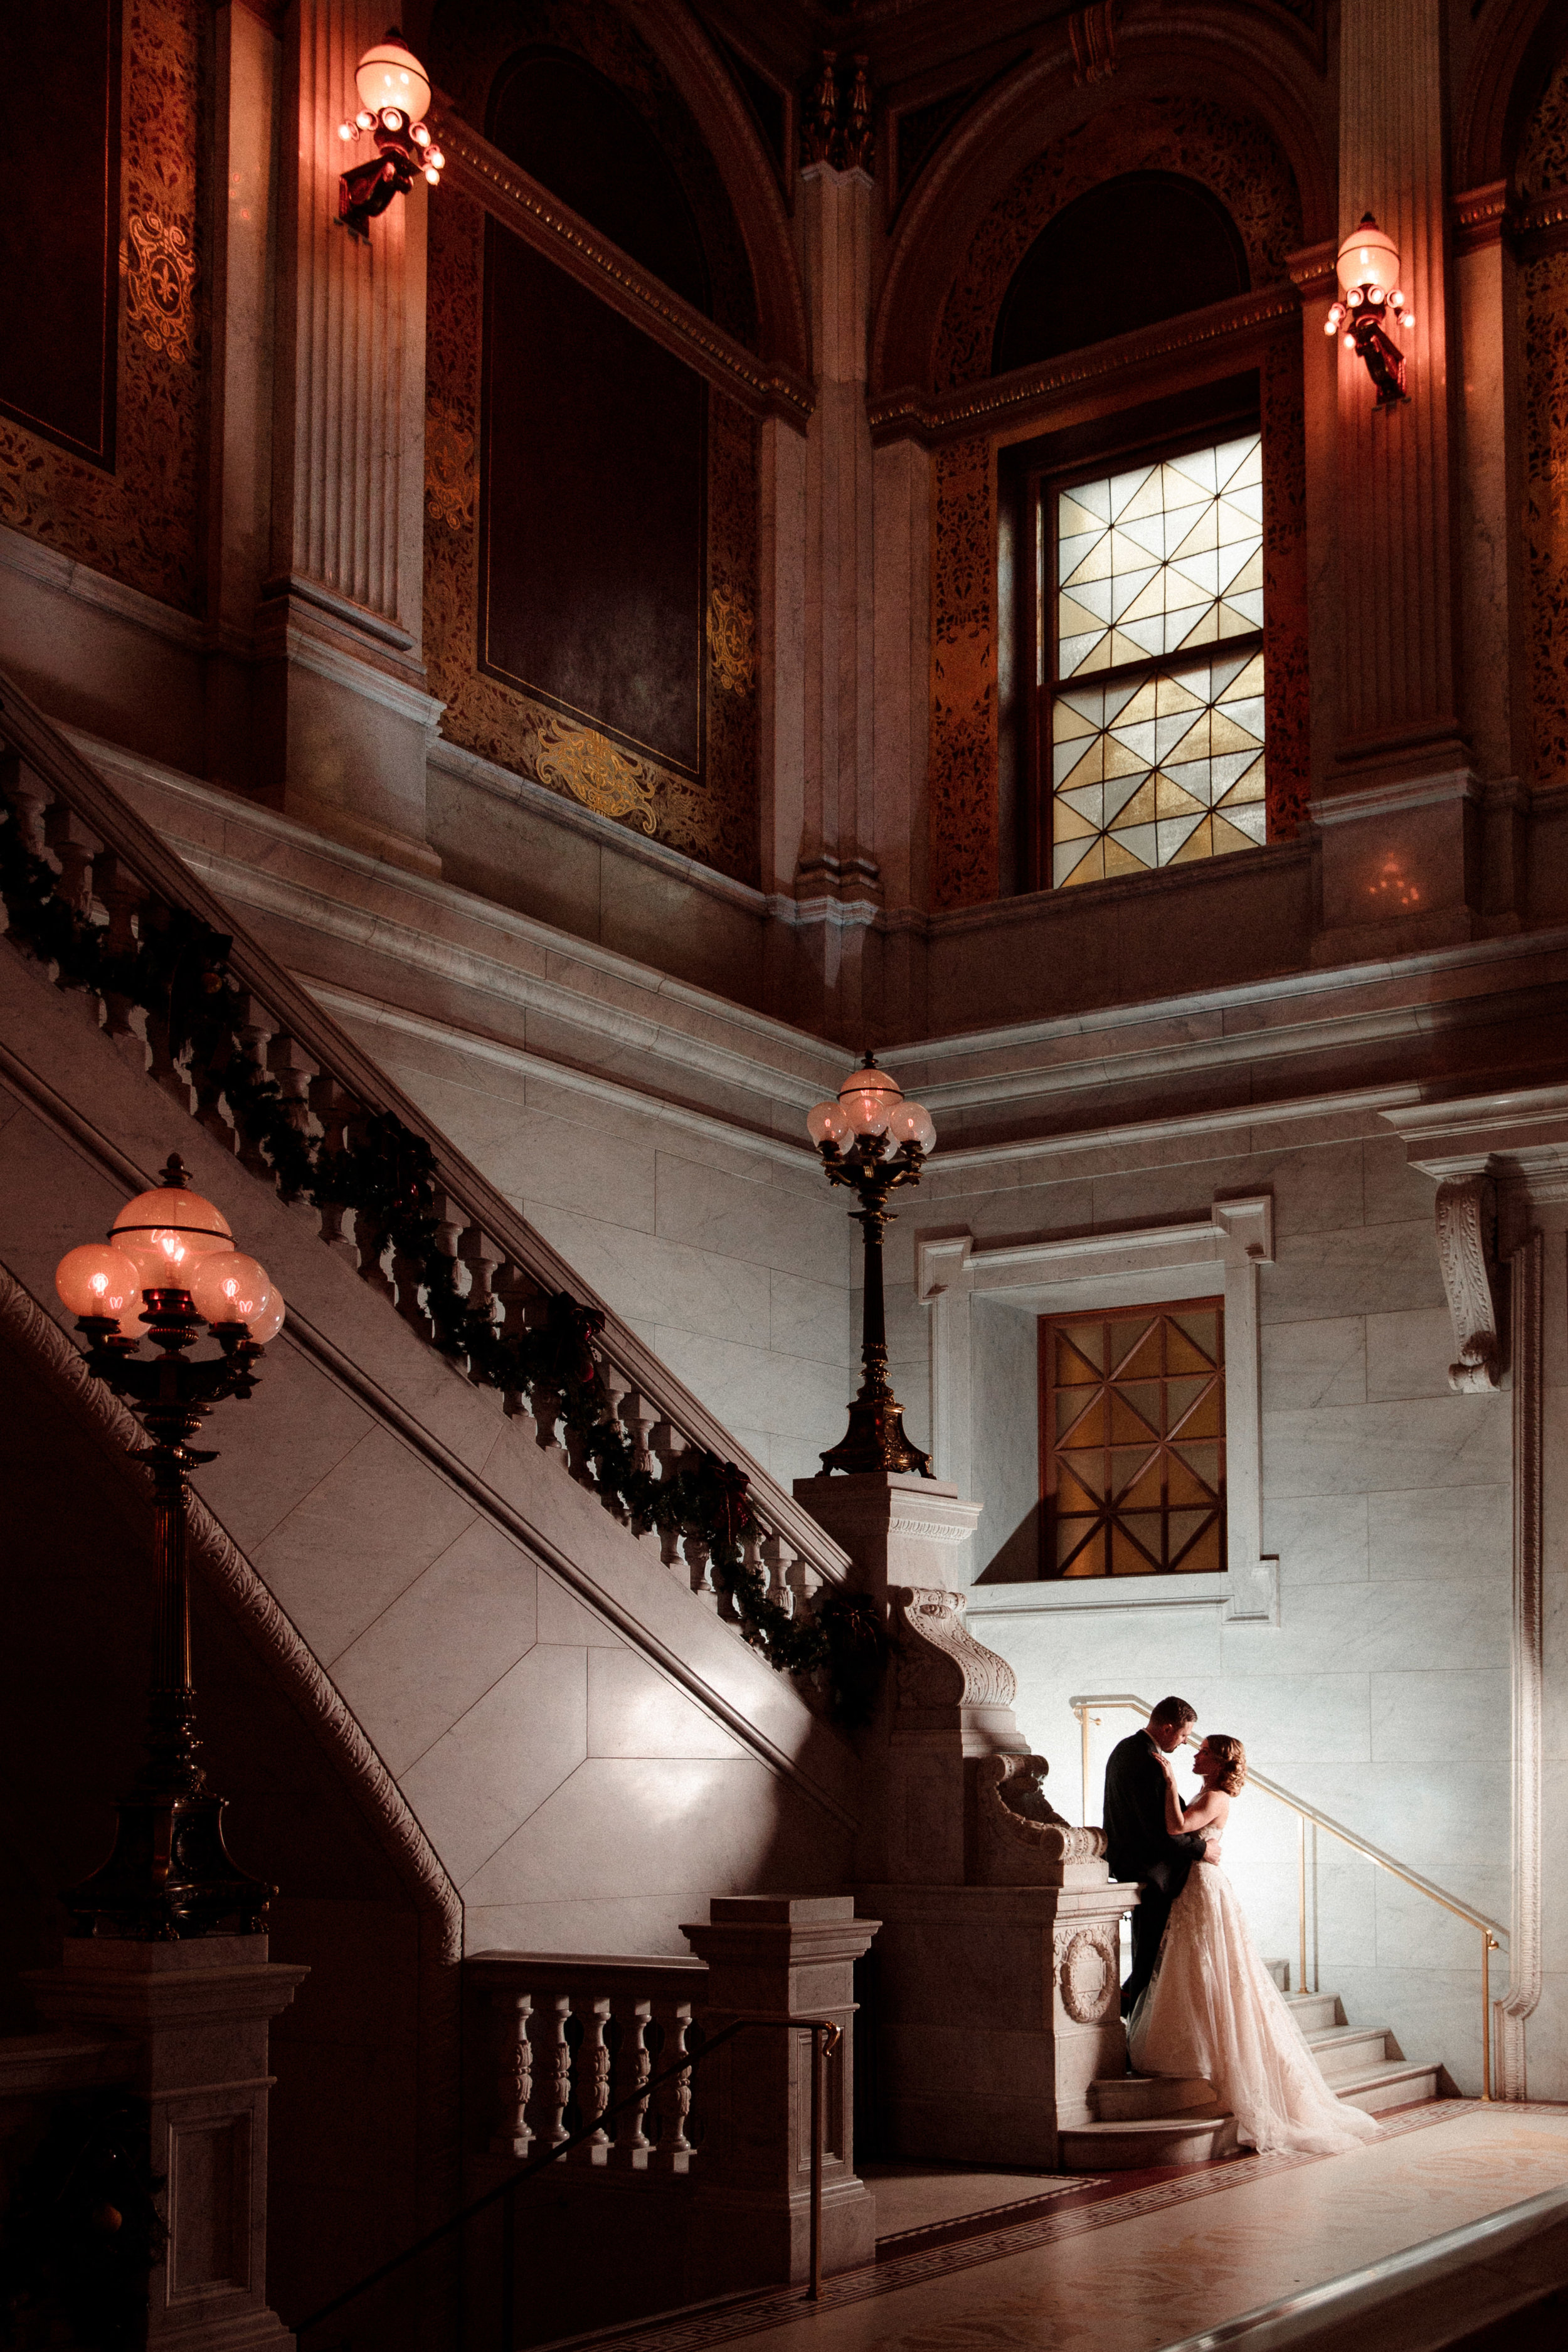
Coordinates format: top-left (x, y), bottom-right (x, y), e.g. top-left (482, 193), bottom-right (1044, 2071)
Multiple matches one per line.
top-left (1103, 1729), bottom-right (1209, 2017)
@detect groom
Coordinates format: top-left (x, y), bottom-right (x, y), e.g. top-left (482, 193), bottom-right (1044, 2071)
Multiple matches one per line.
top-left (1103, 1695), bottom-right (1214, 2017)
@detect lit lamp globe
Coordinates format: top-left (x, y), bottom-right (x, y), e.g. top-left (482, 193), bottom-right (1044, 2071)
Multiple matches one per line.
top-left (839, 1062), bottom-right (903, 1140)
top-left (1338, 213), bottom-right (1399, 302)
top-left (189, 1251), bottom-right (272, 1334)
top-left (55, 1244), bottom-right (143, 1328)
top-left (355, 31), bottom-right (432, 124)
top-left (109, 1179), bottom-right (232, 1290)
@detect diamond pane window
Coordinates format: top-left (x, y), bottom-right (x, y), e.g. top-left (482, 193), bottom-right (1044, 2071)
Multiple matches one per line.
top-left (1046, 431), bottom-right (1266, 889)
top-left (1040, 1301), bottom-right (1226, 1579)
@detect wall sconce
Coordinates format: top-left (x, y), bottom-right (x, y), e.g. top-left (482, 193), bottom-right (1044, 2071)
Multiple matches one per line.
top-left (337, 27), bottom-right (443, 241)
top-left (1325, 213), bottom-right (1413, 408)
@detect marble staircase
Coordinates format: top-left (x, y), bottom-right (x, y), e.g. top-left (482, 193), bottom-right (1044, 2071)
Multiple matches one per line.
top-left (1059, 1979), bottom-right (1448, 2171)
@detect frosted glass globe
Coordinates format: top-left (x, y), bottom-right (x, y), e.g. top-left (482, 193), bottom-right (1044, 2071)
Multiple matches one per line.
top-left (837, 1063), bottom-right (904, 1137)
top-left (355, 37), bottom-right (432, 124)
top-left (887, 1101), bottom-right (936, 1153)
top-left (245, 1288), bottom-right (287, 1346)
top-left (111, 1181), bottom-right (231, 1287)
top-left (55, 1244), bottom-right (143, 1322)
top-left (806, 1100), bottom-right (852, 1147)
top-left (189, 1251), bottom-right (272, 1330)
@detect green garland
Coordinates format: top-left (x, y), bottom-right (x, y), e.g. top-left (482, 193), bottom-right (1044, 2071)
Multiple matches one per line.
top-left (0, 800), bottom-right (886, 1722)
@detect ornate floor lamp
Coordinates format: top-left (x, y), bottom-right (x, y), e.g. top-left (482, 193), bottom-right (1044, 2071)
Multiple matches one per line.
top-left (53, 1157), bottom-right (285, 1938)
top-left (806, 1055), bottom-right (936, 1477)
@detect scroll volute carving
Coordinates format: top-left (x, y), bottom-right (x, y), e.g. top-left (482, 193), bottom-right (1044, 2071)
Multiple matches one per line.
top-left (889, 1587), bottom-right (1018, 1719)
top-left (1435, 1176), bottom-right (1502, 1393)
top-left (973, 1754), bottom-right (1109, 1887)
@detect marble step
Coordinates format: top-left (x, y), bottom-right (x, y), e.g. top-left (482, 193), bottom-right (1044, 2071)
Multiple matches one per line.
top-left (1285, 1989), bottom-right (1345, 2033)
top-left (1059, 2111), bottom-right (1240, 2171)
top-left (1306, 2021), bottom-right (1399, 2079)
top-left (1090, 2074), bottom-right (1219, 2122)
top-left (1330, 2055), bottom-right (1443, 2113)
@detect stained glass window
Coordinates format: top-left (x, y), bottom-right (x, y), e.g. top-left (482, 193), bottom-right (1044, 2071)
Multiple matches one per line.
top-left (1041, 1303), bottom-right (1226, 1578)
top-left (1047, 433), bottom-right (1265, 888)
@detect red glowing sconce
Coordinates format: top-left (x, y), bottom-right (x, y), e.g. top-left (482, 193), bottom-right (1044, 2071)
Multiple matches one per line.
top-left (337, 28), bottom-right (444, 241)
top-left (1325, 215), bottom-right (1414, 409)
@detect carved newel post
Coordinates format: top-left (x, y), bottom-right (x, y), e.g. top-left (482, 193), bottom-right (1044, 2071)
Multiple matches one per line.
top-left (796, 1476), bottom-right (1131, 2168)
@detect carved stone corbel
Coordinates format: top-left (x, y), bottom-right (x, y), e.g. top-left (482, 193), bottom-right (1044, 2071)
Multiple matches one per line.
top-left (973, 1754), bottom-right (1110, 1887)
top-left (1435, 1175), bottom-right (1501, 1391)
top-left (889, 1587), bottom-right (1019, 1724)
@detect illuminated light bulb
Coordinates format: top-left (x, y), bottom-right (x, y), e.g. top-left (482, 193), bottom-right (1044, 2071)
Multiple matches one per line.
top-left (1347, 287), bottom-right (1363, 307)
top-left (1390, 289), bottom-right (1404, 309)
top-left (1402, 312), bottom-right (1415, 331)
top-left (354, 34), bottom-right (432, 124)
top-left (338, 120), bottom-right (356, 141)
top-left (245, 1287), bottom-right (287, 1347)
top-left (1343, 331), bottom-right (1355, 349)
top-left (806, 1100), bottom-right (854, 1149)
top-left (189, 1251), bottom-right (272, 1330)
top-left (427, 148), bottom-right (444, 170)
top-left (356, 109), bottom-right (375, 130)
top-left (55, 1244), bottom-right (143, 1323)
top-left (381, 107), bottom-right (403, 130)
top-left (887, 1101), bottom-right (936, 1154)
top-left (110, 1180), bottom-right (232, 1290)
top-left (837, 1061), bottom-right (904, 1137)
top-left (425, 165), bottom-right (440, 186)
top-left (1324, 316), bottom-right (1339, 337)
top-left (1367, 282), bottom-right (1383, 304)
top-left (412, 121), bottom-right (431, 146)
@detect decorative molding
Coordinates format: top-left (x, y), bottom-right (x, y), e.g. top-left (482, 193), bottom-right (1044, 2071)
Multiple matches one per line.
top-left (430, 109), bottom-right (812, 429)
top-left (974, 1754), bottom-right (1110, 1888)
top-left (1056, 1926), bottom-right (1120, 2023)
top-left (1452, 179), bottom-right (1508, 255)
top-left (1286, 238), bottom-right (1338, 297)
top-left (1435, 1175), bottom-right (1502, 1392)
top-left (0, 1261), bottom-right (463, 2213)
top-left (1499, 1230), bottom-right (1543, 2098)
top-left (917, 1199), bottom-right (1278, 1623)
top-left (890, 1586), bottom-right (1018, 1715)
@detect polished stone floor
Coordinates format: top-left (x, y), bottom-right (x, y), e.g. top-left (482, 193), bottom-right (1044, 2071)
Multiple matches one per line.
top-left (588, 2104), bottom-right (1568, 2352)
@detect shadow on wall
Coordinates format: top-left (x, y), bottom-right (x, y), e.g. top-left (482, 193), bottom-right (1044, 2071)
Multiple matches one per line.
top-left (0, 1323), bottom-right (425, 2329)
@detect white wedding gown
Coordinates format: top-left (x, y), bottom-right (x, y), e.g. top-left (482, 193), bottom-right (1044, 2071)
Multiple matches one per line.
top-left (1128, 1859), bottom-right (1382, 2157)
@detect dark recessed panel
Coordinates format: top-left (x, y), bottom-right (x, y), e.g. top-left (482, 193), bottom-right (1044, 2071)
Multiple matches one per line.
top-left (0, 0), bottom-right (120, 465)
top-left (993, 171), bottom-right (1250, 376)
top-left (480, 225), bottom-right (706, 776)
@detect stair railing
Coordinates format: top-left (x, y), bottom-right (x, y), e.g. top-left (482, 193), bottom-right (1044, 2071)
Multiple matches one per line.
top-left (0, 667), bottom-right (852, 1656)
top-left (1071, 1692), bottom-right (1508, 2101)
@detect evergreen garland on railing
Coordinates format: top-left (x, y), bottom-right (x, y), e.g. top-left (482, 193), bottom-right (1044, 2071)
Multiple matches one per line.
top-left (0, 799), bottom-right (886, 1722)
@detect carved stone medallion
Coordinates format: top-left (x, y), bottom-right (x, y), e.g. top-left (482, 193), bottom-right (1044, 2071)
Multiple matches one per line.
top-left (1057, 1929), bottom-right (1118, 2025)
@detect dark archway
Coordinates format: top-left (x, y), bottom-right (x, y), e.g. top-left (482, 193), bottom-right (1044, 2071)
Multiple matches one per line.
top-left (992, 170), bottom-right (1251, 376)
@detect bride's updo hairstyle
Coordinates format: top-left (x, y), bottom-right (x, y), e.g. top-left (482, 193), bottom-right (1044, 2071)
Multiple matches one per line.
top-left (1205, 1734), bottom-right (1247, 1795)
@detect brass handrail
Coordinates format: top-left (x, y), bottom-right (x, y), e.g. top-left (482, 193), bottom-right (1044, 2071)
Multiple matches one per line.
top-left (1071, 1692), bottom-right (1507, 2102)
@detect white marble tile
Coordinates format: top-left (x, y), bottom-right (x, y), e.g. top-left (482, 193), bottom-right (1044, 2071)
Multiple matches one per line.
top-left (1264, 1492), bottom-right (1370, 1584)
top-left (378, 1060), bottom-right (658, 1236)
top-left (646, 1325), bottom-right (852, 1448)
top-left (1261, 1394), bottom-right (1512, 1500)
top-left (1180, 1673), bottom-right (1373, 1766)
top-left (465, 1893), bottom-right (718, 1958)
top-left (1330, 1963), bottom-right (1495, 2095)
top-left (1370, 1864), bottom-right (1512, 1972)
top-left (1365, 1483), bottom-right (1511, 1582)
top-left (652, 1155), bottom-right (850, 1278)
top-left (1368, 1668), bottom-right (1510, 1763)
top-left (1222, 1578), bottom-right (1511, 1677)
top-left (1362, 1136), bottom-right (1443, 1229)
top-left (398, 1643), bottom-right (589, 1887)
top-left (253, 1428), bottom-right (477, 1664)
top-left (1365, 1307), bottom-right (1460, 1402)
top-left (1291, 1762), bottom-right (1509, 1872)
top-left (528, 1203), bottom-right (772, 1347)
top-left (191, 1343), bottom-right (376, 1555)
top-left (1260, 1222), bottom-right (1445, 1325)
top-left (586, 1650), bottom-right (744, 1760)
top-left (536, 1570), bottom-right (624, 1648)
top-left (1261, 1315), bottom-right (1366, 1409)
top-left (768, 1268), bottom-right (855, 1367)
top-left (329, 1520), bottom-right (539, 1777)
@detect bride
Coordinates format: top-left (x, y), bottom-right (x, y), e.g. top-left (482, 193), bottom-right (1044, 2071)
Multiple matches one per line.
top-left (1127, 1732), bottom-right (1382, 2158)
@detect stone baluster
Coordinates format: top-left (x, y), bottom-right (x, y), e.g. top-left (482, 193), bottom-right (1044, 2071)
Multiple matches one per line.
top-left (43, 804), bottom-right (101, 918)
top-left (652, 1421), bottom-right (686, 1565)
top-left (541, 1993), bottom-right (573, 2149)
top-left (343, 1110), bottom-right (396, 1302)
top-left (490, 1991), bottom-right (533, 2159)
top-left (3, 755), bottom-right (51, 858)
top-left (307, 1077), bottom-right (361, 1264)
top-left (137, 903), bottom-right (198, 1115)
top-left (788, 1554), bottom-right (825, 1618)
top-left (570, 1994), bottom-right (613, 2166)
top-left (651, 1999), bottom-right (696, 2173)
top-left (458, 1224), bottom-right (504, 1383)
top-left (222, 990), bottom-right (277, 1171)
top-left (95, 856), bottom-right (152, 1073)
top-left (265, 1034), bottom-right (320, 1192)
top-left (617, 1996), bottom-right (655, 2170)
top-left (682, 1532), bottom-right (716, 1609)
top-left (761, 1530), bottom-right (795, 1617)
top-left (619, 1385), bottom-right (656, 1479)
top-left (527, 1296), bottom-right (564, 1453)
top-left (494, 1261), bottom-right (537, 1416)
top-left (724, 1532), bottom-right (763, 1627)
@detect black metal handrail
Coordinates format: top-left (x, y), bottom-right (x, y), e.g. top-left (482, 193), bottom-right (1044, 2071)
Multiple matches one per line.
top-left (296, 2013), bottom-right (843, 2345)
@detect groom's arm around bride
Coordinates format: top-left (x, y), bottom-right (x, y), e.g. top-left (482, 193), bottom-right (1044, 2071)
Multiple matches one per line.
top-left (1103, 1695), bottom-right (1212, 2018)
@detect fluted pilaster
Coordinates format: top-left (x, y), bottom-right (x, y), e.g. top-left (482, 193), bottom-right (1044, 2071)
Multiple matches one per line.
top-left (1335, 0), bottom-right (1462, 765)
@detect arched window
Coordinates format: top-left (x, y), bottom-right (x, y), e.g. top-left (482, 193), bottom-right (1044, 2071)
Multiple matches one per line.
top-left (992, 171), bottom-right (1251, 376)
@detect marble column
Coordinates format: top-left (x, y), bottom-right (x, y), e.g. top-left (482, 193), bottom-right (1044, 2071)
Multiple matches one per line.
top-left (261, 0), bottom-right (442, 875)
top-left (786, 162), bottom-right (881, 1044)
top-left (1314, 0), bottom-right (1475, 960)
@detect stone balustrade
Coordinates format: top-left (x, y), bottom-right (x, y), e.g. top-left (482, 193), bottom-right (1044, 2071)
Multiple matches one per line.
top-left (0, 701), bottom-right (850, 1666)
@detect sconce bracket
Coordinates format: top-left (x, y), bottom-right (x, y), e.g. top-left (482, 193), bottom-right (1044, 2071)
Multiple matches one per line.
top-left (1351, 313), bottom-right (1408, 408)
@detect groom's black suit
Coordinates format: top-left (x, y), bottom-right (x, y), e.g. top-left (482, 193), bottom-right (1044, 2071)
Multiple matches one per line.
top-left (1103, 1729), bottom-right (1210, 2016)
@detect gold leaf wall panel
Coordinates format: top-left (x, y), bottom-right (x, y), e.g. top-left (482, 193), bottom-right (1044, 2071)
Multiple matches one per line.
top-left (0, 0), bottom-right (206, 616)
